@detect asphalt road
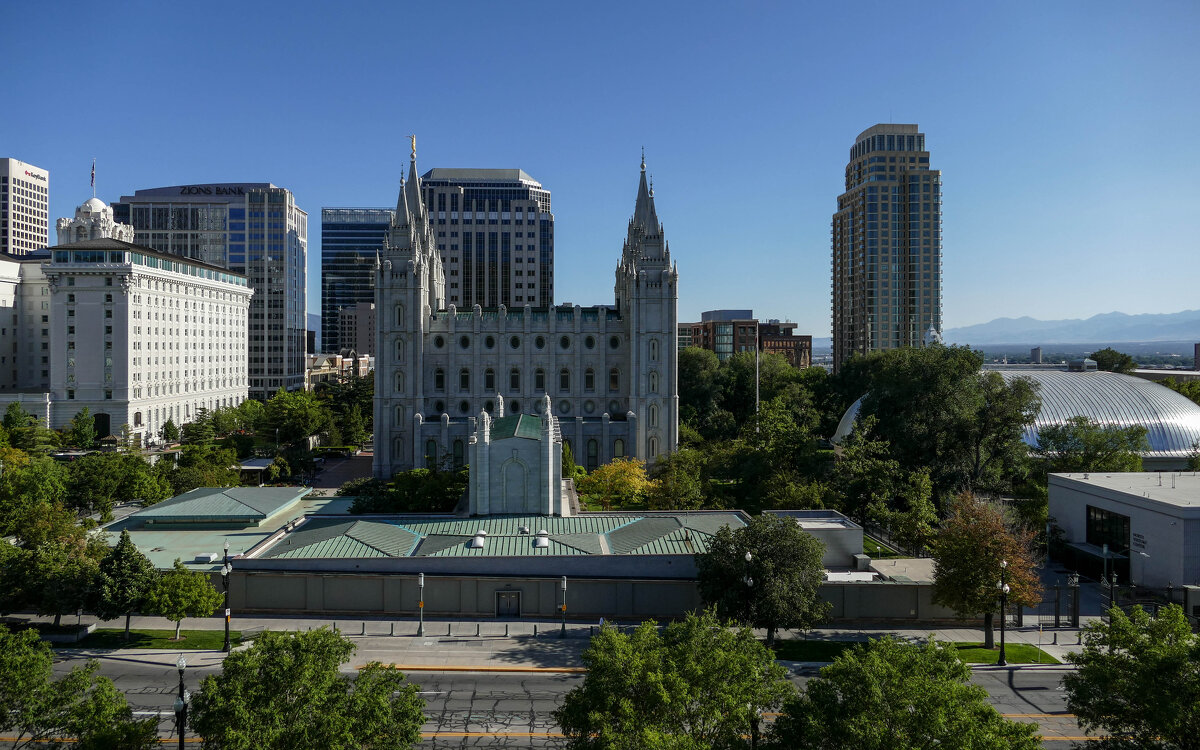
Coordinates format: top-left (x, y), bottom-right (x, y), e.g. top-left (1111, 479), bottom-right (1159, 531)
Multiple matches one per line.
top-left (38, 655), bottom-right (1087, 749)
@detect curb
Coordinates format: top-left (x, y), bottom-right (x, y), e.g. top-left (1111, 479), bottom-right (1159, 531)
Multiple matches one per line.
top-left (371, 664), bottom-right (587, 673)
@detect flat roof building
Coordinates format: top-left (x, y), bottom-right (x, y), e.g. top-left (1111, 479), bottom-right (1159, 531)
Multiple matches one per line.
top-left (0, 158), bottom-right (49, 255)
top-left (320, 208), bottom-right (391, 353)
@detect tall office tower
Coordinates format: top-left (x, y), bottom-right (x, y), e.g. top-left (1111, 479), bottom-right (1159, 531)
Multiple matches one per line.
top-left (113, 184), bottom-right (307, 399)
top-left (419, 169), bottom-right (553, 309)
top-left (0, 159), bottom-right (50, 255)
top-left (831, 124), bottom-right (942, 371)
top-left (320, 208), bottom-right (392, 353)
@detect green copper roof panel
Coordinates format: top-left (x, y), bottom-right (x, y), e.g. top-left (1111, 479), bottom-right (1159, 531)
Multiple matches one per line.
top-left (680, 514), bottom-right (742, 536)
top-left (344, 520), bottom-right (420, 557)
top-left (606, 517), bottom-right (682, 555)
top-left (135, 486), bottom-right (309, 521)
top-left (421, 536), bottom-right (584, 557)
top-left (396, 515), bottom-right (630, 537)
top-left (271, 536), bottom-right (387, 560)
top-left (551, 532), bottom-right (605, 555)
top-left (489, 414), bottom-right (542, 441)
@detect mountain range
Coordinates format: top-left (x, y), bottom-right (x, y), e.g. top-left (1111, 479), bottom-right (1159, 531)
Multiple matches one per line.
top-left (943, 310), bottom-right (1200, 346)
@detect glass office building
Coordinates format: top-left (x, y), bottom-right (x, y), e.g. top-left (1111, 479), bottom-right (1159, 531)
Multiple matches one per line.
top-left (320, 208), bottom-right (392, 354)
top-left (831, 124), bottom-right (942, 371)
top-left (113, 184), bottom-right (308, 399)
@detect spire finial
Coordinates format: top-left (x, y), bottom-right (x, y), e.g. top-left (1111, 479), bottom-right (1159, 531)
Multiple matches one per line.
top-left (408, 134), bottom-right (417, 159)
top-left (649, 175), bottom-right (654, 198)
top-left (640, 147), bottom-right (645, 172)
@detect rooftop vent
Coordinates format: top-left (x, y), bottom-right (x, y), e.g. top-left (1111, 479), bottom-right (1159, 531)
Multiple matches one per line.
top-left (468, 534), bottom-right (486, 549)
top-left (537, 529), bottom-right (548, 536)
top-left (518, 525), bottom-right (530, 534)
top-left (195, 553), bottom-right (219, 563)
top-left (533, 536), bottom-right (550, 548)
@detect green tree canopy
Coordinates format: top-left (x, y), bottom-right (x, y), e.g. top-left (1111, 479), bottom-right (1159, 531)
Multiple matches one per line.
top-left (0, 457), bottom-right (68, 541)
top-left (264, 390), bottom-right (332, 447)
top-left (158, 443), bottom-right (239, 495)
top-left (576, 458), bottom-right (652, 510)
top-left (696, 513), bottom-right (830, 644)
top-left (348, 468), bottom-right (468, 514)
top-left (26, 541), bottom-right (100, 627)
top-left (553, 611), bottom-right (794, 750)
top-left (0, 626), bottom-right (158, 750)
top-left (1089, 347), bottom-right (1137, 374)
top-left (146, 559), bottom-right (224, 640)
top-left (189, 628), bottom-right (424, 750)
top-left (180, 409), bottom-right (216, 444)
top-left (65, 407), bottom-right (97, 450)
top-left (66, 452), bottom-right (171, 520)
top-left (931, 495), bottom-right (1042, 648)
top-left (646, 447), bottom-right (706, 511)
top-left (158, 418), bottom-right (180, 444)
top-left (1033, 416), bottom-right (1149, 475)
top-left (768, 636), bottom-right (1041, 750)
top-left (1063, 604), bottom-right (1200, 749)
top-left (95, 530), bottom-right (158, 639)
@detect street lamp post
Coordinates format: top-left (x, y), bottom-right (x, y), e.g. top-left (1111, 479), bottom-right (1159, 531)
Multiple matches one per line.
top-left (417, 573), bottom-right (425, 637)
top-left (560, 576), bottom-right (567, 637)
top-left (174, 655), bottom-right (189, 750)
top-left (997, 560), bottom-right (1010, 667)
top-left (221, 541), bottom-right (232, 653)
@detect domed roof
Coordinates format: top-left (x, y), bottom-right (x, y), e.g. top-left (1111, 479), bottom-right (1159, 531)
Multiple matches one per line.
top-left (80, 197), bottom-right (107, 213)
top-left (832, 369), bottom-right (1200, 460)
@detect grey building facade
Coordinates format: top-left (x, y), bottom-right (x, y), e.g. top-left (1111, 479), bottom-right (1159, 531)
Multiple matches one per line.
top-left (832, 124), bottom-right (942, 371)
top-left (113, 184), bottom-right (307, 399)
top-left (320, 208), bottom-right (392, 354)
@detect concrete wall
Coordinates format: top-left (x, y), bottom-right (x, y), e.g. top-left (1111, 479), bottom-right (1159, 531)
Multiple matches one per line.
top-left (229, 571), bottom-right (963, 622)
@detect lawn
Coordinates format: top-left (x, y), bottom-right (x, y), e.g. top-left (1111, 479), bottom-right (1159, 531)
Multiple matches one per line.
top-left (66, 628), bottom-right (244, 650)
top-left (862, 535), bottom-right (904, 559)
top-left (772, 639), bottom-right (1059, 664)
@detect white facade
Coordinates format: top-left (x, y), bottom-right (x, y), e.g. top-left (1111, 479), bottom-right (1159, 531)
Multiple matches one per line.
top-left (0, 158), bottom-right (49, 255)
top-left (374, 147), bottom-right (678, 478)
top-left (34, 238), bottom-right (253, 446)
top-left (468, 398), bottom-right (569, 516)
top-left (1049, 472), bottom-right (1200, 589)
top-left (56, 197), bottom-right (135, 245)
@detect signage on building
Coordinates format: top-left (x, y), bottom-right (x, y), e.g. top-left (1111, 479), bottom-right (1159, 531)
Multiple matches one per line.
top-left (23, 170), bottom-right (47, 182)
top-left (179, 185), bottom-right (245, 196)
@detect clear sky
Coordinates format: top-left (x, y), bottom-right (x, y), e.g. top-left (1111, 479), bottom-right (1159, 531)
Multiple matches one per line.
top-left (3, 1), bottom-right (1197, 338)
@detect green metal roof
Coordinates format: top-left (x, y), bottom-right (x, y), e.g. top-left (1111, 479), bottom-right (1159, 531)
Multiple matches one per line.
top-left (259, 518), bottom-right (420, 559)
top-left (490, 414), bottom-right (542, 441)
top-left (133, 487), bottom-right (311, 524)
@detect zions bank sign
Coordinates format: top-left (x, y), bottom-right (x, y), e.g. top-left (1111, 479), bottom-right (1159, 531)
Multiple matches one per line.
top-left (178, 185), bottom-right (246, 196)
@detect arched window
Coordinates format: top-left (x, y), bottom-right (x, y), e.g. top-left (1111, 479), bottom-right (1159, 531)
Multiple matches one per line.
top-left (559, 368), bottom-right (570, 392)
top-left (485, 368), bottom-right (496, 391)
top-left (393, 436), bottom-right (404, 458)
top-left (453, 439), bottom-right (465, 467)
top-left (394, 405), bottom-right (405, 422)
top-left (395, 304), bottom-right (405, 327)
top-left (649, 371), bottom-right (658, 392)
top-left (649, 404), bottom-right (658, 428)
top-left (535, 369), bottom-right (545, 391)
top-left (395, 370), bottom-right (405, 392)
top-left (649, 338), bottom-right (659, 362)
top-left (649, 437), bottom-right (658, 458)
top-left (434, 368), bottom-right (445, 391)
top-left (395, 338), bottom-right (405, 362)
top-left (613, 438), bottom-right (625, 458)
top-left (459, 368), bottom-right (470, 391)
top-left (133, 411), bottom-right (143, 426)
top-left (425, 439), bottom-right (438, 469)
top-left (609, 368), bottom-right (620, 392)
top-left (510, 368), bottom-right (520, 391)
top-left (585, 368), bottom-right (595, 391)
top-left (587, 439), bottom-right (599, 471)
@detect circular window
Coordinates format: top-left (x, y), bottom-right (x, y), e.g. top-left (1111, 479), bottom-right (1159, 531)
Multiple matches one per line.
top-left (509, 336), bottom-right (520, 350)
top-left (584, 400), bottom-right (596, 414)
top-left (485, 335), bottom-right (495, 349)
top-left (558, 400), bottom-right (571, 414)
top-left (459, 335), bottom-right (470, 350)
top-left (609, 400), bottom-right (621, 414)
top-left (534, 400), bottom-right (545, 414)
top-left (434, 400), bottom-right (445, 413)
top-left (510, 400), bottom-right (521, 413)
top-left (433, 335), bottom-right (445, 349)
top-left (585, 336), bottom-right (596, 349)
top-left (609, 335), bottom-right (620, 350)
top-left (559, 336), bottom-right (570, 350)
top-left (535, 336), bottom-right (546, 349)
top-left (459, 400), bottom-right (470, 414)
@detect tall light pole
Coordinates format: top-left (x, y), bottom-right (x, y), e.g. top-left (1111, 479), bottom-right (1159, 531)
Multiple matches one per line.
top-left (744, 551), bottom-right (754, 626)
top-left (417, 573), bottom-right (425, 637)
top-left (560, 576), bottom-right (568, 637)
top-left (174, 655), bottom-right (189, 750)
top-left (221, 540), bottom-right (232, 653)
top-left (997, 560), bottom-right (1010, 667)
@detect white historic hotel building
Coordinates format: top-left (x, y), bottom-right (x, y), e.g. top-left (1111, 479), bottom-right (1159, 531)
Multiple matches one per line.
top-left (0, 197), bottom-right (252, 446)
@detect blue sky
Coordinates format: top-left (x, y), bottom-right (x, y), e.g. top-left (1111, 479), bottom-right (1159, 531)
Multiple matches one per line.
top-left (3, 1), bottom-right (1198, 338)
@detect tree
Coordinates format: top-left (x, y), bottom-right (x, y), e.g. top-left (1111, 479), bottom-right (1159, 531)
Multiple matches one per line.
top-left (180, 411), bottom-right (215, 444)
top-left (1033, 416), bottom-right (1149, 474)
top-left (159, 418), bottom-right (180, 444)
top-left (869, 469), bottom-right (938, 555)
top-left (562, 441), bottom-right (585, 480)
top-left (66, 453), bottom-right (171, 520)
top-left (646, 447), bottom-right (706, 510)
top-left (553, 611), bottom-right (794, 750)
top-left (264, 389), bottom-right (332, 447)
top-left (146, 559), bottom-right (223, 640)
top-left (340, 404), bottom-right (368, 446)
top-left (768, 636), bottom-right (1041, 750)
top-left (65, 407), bottom-right (97, 450)
top-left (0, 457), bottom-right (68, 539)
top-left (1090, 347), bottom-right (1137, 374)
top-left (349, 468), bottom-right (469, 514)
top-left (158, 443), bottom-right (239, 495)
top-left (696, 513), bottom-right (830, 645)
top-left (0, 626), bottom-right (158, 749)
top-left (189, 628), bottom-right (425, 750)
top-left (576, 458), bottom-right (653, 510)
top-left (1161, 376), bottom-right (1200, 407)
top-left (828, 416), bottom-right (900, 524)
top-left (1063, 604), bottom-right (1200, 750)
top-left (931, 495), bottom-right (1041, 649)
top-left (3, 403), bottom-right (57, 454)
top-left (27, 541), bottom-right (99, 627)
top-left (95, 530), bottom-right (157, 639)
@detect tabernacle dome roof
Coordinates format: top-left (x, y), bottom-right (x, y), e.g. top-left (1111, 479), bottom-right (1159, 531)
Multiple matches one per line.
top-left (832, 370), bottom-right (1200, 461)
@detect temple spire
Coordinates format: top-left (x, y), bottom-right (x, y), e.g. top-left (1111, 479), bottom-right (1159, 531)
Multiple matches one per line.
top-left (404, 135), bottom-right (424, 223)
top-left (632, 151), bottom-right (659, 233)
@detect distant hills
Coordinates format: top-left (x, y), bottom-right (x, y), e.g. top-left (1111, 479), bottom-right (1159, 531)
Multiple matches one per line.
top-left (944, 310), bottom-right (1200, 346)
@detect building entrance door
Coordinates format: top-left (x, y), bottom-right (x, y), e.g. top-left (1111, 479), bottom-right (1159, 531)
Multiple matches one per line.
top-left (496, 591), bottom-right (521, 617)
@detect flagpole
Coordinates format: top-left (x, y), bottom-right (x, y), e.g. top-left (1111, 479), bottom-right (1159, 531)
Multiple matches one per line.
top-left (91, 159), bottom-right (96, 198)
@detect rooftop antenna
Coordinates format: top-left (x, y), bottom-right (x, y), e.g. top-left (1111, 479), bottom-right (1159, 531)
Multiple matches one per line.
top-left (90, 158), bottom-right (95, 198)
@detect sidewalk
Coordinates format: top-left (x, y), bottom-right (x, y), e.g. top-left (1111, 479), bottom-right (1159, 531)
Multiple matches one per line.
top-left (24, 612), bottom-right (1089, 671)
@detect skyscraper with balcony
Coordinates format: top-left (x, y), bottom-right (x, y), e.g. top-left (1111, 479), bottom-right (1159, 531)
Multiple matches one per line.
top-left (831, 124), bottom-right (942, 371)
top-left (113, 184), bottom-right (307, 399)
top-left (320, 207), bottom-right (392, 354)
